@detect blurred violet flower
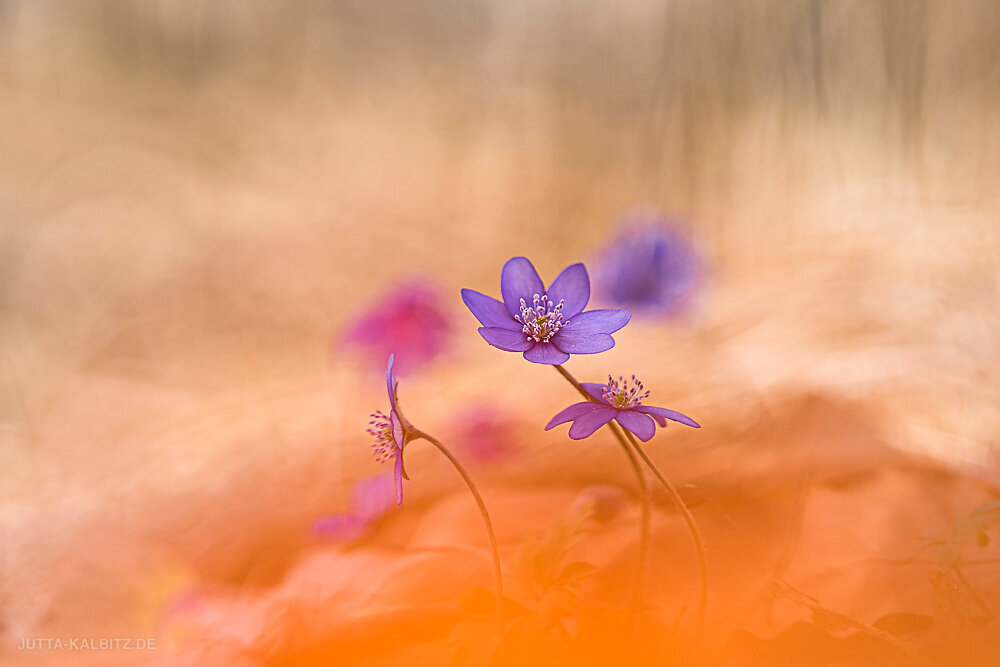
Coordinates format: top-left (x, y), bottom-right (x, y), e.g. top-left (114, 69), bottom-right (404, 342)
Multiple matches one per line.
top-left (365, 355), bottom-right (406, 505)
top-left (545, 374), bottom-right (700, 442)
top-left (311, 473), bottom-right (396, 541)
top-left (461, 257), bottom-right (631, 365)
top-left (341, 280), bottom-right (452, 374)
top-left (593, 218), bottom-right (701, 316)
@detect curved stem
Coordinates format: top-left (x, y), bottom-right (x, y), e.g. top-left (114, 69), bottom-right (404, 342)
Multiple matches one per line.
top-left (409, 430), bottom-right (505, 639)
top-left (620, 427), bottom-right (708, 645)
top-left (553, 365), bottom-right (650, 619)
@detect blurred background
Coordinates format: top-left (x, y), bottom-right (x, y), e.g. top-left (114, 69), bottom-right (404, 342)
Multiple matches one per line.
top-left (2, 1), bottom-right (999, 665)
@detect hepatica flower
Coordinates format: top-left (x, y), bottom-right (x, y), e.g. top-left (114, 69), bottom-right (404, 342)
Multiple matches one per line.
top-left (367, 355), bottom-right (406, 505)
top-left (341, 279), bottom-right (452, 373)
top-left (461, 257), bottom-right (631, 365)
top-left (546, 375), bottom-right (700, 442)
top-left (594, 217), bottom-right (701, 316)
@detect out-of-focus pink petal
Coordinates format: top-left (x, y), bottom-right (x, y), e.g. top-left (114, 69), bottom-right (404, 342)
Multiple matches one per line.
top-left (311, 514), bottom-right (369, 541)
top-left (341, 280), bottom-right (453, 373)
top-left (351, 474), bottom-right (397, 521)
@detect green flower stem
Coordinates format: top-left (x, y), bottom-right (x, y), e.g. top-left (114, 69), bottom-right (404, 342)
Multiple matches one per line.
top-left (409, 429), bottom-right (505, 639)
top-left (553, 364), bottom-right (651, 619)
top-left (620, 427), bottom-right (708, 645)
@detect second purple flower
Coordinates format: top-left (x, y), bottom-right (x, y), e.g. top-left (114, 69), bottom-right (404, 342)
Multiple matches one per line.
top-left (545, 374), bottom-right (700, 442)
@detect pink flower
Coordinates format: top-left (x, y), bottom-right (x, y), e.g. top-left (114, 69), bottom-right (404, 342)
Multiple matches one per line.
top-left (341, 280), bottom-right (452, 373)
top-left (311, 474), bottom-right (397, 540)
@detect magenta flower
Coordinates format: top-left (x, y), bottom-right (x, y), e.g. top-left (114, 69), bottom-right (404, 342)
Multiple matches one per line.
top-left (461, 257), bottom-right (631, 365)
top-left (367, 354), bottom-right (406, 505)
top-left (311, 473), bottom-right (396, 540)
top-left (545, 375), bottom-right (700, 442)
top-left (341, 280), bottom-right (452, 373)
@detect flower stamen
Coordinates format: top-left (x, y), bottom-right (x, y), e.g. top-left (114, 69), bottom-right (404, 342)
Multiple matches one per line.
top-left (514, 293), bottom-right (569, 342)
top-left (367, 410), bottom-right (397, 462)
top-left (601, 374), bottom-right (650, 409)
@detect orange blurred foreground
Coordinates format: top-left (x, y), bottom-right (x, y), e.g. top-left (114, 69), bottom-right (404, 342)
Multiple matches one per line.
top-left (140, 397), bottom-right (998, 666)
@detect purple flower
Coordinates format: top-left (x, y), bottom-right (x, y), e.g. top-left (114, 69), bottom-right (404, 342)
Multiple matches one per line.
top-left (341, 279), bottom-right (452, 373)
top-left (545, 374), bottom-right (700, 442)
top-left (461, 257), bottom-right (631, 365)
top-left (594, 217), bottom-right (701, 316)
top-left (366, 354), bottom-right (405, 505)
top-left (311, 474), bottom-right (396, 540)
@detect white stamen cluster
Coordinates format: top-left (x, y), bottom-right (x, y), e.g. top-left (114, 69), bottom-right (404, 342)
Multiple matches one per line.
top-left (601, 374), bottom-right (650, 409)
top-left (515, 293), bottom-right (569, 342)
top-left (367, 410), bottom-right (397, 462)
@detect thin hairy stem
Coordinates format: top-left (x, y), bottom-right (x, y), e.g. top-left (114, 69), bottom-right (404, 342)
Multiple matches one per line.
top-left (553, 364), bottom-right (651, 618)
top-left (409, 430), bottom-right (505, 638)
top-left (620, 427), bottom-right (708, 644)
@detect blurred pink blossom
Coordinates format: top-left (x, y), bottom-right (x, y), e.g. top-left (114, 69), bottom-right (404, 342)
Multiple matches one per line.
top-left (311, 473), bottom-right (397, 540)
top-left (340, 279), bottom-right (453, 373)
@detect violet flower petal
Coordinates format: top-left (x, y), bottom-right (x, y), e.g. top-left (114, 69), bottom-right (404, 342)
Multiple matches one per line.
top-left (500, 256), bottom-right (545, 317)
top-left (393, 455), bottom-right (404, 506)
top-left (386, 354), bottom-right (397, 410)
top-left (389, 407), bottom-right (404, 446)
top-left (522, 342), bottom-right (570, 365)
top-left (551, 331), bottom-right (616, 354)
top-left (545, 402), bottom-right (599, 430)
top-left (560, 309), bottom-right (631, 334)
top-left (461, 289), bottom-right (520, 330)
top-left (579, 382), bottom-right (607, 402)
top-left (615, 411), bottom-right (657, 442)
top-left (566, 404), bottom-right (618, 439)
top-left (478, 326), bottom-right (533, 352)
top-left (545, 262), bottom-right (591, 318)
top-left (644, 412), bottom-right (668, 427)
top-left (636, 405), bottom-right (701, 428)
